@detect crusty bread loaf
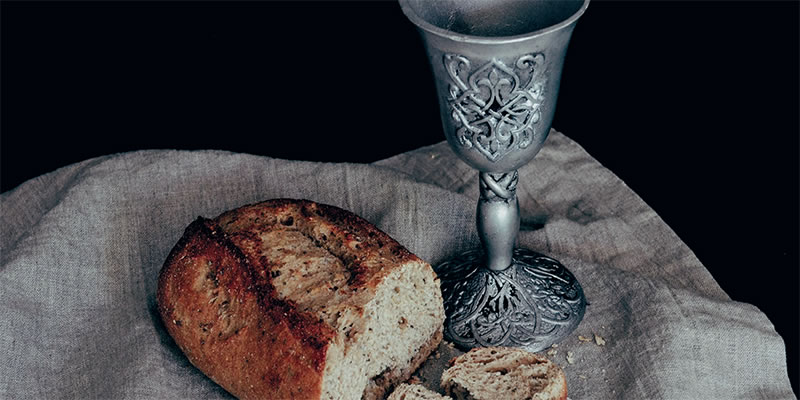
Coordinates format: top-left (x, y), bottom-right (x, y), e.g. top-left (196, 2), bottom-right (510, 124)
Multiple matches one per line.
top-left (387, 384), bottom-right (451, 400)
top-left (157, 199), bottom-right (445, 399)
top-left (441, 347), bottom-right (567, 400)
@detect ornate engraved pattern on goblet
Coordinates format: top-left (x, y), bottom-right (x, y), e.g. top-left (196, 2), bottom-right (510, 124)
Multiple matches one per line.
top-left (444, 53), bottom-right (546, 163)
top-left (480, 171), bottom-right (519, 202)
top-left (435, 249), bottom-right (585, 352)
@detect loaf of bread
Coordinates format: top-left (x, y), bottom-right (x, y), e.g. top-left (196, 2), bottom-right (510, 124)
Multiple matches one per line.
top-left (441, 347), bottom-right (567, 400)
top-left (157, 199), bottom-right (445, 399)
top-left (387, 384), bottom-right (451, 400)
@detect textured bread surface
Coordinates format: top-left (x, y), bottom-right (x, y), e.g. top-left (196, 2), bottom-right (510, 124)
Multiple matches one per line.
top-left (388, 384), bottom-right (451, 400)
top-left (441, 347), bottom-right (567, 400)
top-left (157, 199), bottom-right (445, 399)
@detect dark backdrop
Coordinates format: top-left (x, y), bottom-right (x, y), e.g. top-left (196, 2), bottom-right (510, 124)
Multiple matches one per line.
top-left (1, 1), bottom-right (797, 393)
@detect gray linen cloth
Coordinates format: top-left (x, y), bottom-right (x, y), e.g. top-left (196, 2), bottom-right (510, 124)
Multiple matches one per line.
top-left (1, 130), bottom-right (794, 399)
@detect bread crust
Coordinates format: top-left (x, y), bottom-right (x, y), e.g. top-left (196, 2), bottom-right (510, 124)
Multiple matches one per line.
top-left (157, 199), bottom-right (434, 399)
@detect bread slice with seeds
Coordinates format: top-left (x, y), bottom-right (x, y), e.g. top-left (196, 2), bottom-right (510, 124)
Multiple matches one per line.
top-left (441, 347), bottom-right (567, 400)
top-left (157, 199), bottom-right (445, 399)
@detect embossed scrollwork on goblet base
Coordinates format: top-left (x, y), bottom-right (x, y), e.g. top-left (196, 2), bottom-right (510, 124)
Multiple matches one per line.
top-left (434, 249), bottom-right (586, 352)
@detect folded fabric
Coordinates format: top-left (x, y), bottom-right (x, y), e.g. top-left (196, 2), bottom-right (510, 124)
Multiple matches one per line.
top-left (1, 130), bottom-right (794, 399)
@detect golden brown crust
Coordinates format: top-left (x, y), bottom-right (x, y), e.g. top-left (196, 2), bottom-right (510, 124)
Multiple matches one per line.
top-left (215, 199), bottom-right (420, 290)
top-left (157, 217), bottom-right (332, 399)
top-left (157, 199), bottom-right (429, 399)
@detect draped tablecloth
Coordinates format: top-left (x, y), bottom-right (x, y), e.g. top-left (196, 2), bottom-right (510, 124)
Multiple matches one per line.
top-left (1, 130), bottom-right (794, 399)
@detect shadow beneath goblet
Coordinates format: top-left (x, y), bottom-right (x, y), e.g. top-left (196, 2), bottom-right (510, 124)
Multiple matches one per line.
top-left (520, 215), bottom-right (548, 231)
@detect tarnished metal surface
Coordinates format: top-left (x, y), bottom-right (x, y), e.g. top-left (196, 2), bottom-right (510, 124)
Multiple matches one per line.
top-left (400, 0), bottom-right (589, 351)
top-left (436, 249), bottom-right (585, 352)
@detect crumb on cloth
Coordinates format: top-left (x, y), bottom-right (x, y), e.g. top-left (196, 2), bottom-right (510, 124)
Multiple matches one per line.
top-left (594, 333), bottom-right (606, 346)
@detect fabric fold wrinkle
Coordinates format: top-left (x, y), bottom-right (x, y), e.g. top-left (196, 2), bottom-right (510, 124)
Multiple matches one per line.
top-left (0, 130), bottom-right (794, 399)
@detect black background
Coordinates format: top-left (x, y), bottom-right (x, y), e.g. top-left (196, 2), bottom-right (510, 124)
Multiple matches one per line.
top-left (1, 0), bottom-right (797, 394)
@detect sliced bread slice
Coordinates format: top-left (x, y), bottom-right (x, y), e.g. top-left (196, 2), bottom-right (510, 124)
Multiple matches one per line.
top-left (441, 347), bottom-right (567, 400)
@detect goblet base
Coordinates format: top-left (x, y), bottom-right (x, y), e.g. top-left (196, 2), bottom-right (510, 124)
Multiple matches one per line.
top-left (434, 248), bottom-right (585, 352)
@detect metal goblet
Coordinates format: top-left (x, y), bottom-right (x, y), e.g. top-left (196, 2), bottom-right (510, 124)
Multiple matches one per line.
top-left (399, 0), bottom-right (589, 352)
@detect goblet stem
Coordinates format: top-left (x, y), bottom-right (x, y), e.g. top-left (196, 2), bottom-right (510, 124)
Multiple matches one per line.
top-left (477, 171), bottom-right (520, 271)
top-left (435, 169), bottom-right (587, 351)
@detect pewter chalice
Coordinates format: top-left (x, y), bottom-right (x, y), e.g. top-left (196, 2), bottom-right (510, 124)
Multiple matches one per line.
top-left (399, 0), bottom-right (589, 352)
